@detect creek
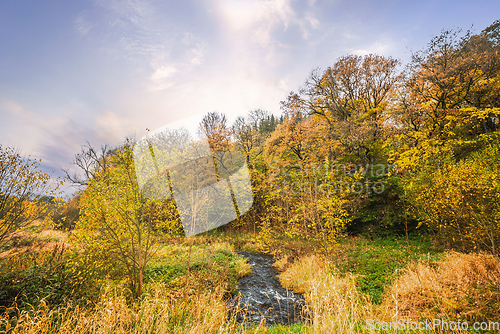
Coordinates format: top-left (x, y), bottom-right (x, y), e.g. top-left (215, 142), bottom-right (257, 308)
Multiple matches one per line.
top-left (229, 251), bottom-right (307, 326)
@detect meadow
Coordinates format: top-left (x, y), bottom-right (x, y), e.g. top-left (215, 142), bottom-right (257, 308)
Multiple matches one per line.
top-left (1, 223), bottom-right (499, 333)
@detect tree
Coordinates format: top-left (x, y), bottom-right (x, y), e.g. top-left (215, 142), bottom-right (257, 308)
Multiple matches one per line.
top-left (198, 111), bottom-right (232, 153)
top-left (0, 145), bottom-right (59, 244)
top-left (406, 143), bottom-right (500, 254)
top-left (232, 109), bottom-right (278, 166)
top-left (198, 112), bottom-right (243, 220)
top-left (52, 193), bottom-right (81, 230)
top-left (299, 54), bottom-right (401, 163)
top-left (261, 109), bottom-right (351, 254)
top-left (389, 24), bottom-right (500, 252)
top-left (72, 140), bottom-right (174, 297)
top-left (391, 27), bottom-right (500, 170)
top-left (481, 19), bottom-right (500, 49)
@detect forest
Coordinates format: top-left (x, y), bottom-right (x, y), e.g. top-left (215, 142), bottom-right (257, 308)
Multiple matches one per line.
top-left (1, 20), bottom-right (500, 333)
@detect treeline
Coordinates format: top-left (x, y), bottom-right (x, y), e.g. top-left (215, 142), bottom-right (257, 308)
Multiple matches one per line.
top-left (206, 21), bottom-right (500, 254)
top-left (62, 20), bottom-right (500, 259)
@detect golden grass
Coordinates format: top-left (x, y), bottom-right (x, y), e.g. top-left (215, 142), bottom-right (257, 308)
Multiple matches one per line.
top-left (381, 251), bottom-right (500, 322)
top-left (0, 282), bottom-right (264, 334)
top-left (235, 255), bottom-right (252, 278)
top-left (279, 255), bottom-right (373, 334)
top-left (1, 220), bottom-right (71, 259)
top-left (0, 233), bottom-right (260, 333)
top-left (277, 251), bottom-right (500, 333)
top-left (3, 227), bottom-right (500, 334)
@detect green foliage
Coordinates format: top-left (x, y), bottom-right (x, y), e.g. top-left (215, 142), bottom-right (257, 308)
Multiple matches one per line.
top-left (249, 323), bottom-right (310, 333)
top-left (145, 243), bottom-right (245, 295)
top-left (350, 176), bottom-right (421, 237)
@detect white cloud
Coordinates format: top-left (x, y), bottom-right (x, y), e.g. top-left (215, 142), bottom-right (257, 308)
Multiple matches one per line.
top-left (208, 0), bottom-right (319, 46)
top-left (85, 0), bottom-right (208, 92)
top-left (151, 65), bottom-right (177, 80)
top-left (74, 12), bottom-right (92, 35)
top-left (351, 38), bottom-right (395, 56)
top-left (0, 100), bottom-right (25, 116)
top-left (94, 111), bottom-right (135, 143)
top-left (188, 45), bottom-right (206, 65)
top-left (0, 99), bottom-right (85, 170)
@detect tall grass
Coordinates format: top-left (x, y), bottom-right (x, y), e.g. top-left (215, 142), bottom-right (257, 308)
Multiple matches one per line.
top-left (0, 283), bottom-right (256, 333)
top-left (0, 237), bottom-right (260, 333)
top-left (3, 232), bottom-right (500, 333)
top-left (381, 251), bottom-right (500, 322)
top-left (278, 250), bottom-right (500, 333)
top-left (279, 255), bottom-right (373, 333)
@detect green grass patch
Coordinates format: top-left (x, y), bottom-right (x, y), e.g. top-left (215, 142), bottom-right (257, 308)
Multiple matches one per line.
top-left (333, 234), bottom-right (445, 304)
top-left (146, 240), bottom-right (250, 296)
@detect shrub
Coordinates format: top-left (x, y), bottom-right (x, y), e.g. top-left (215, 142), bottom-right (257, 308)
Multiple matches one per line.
top-left (0, 243), bottom-right (101, 311)
top-left (405, 143), bottom-right (500, 254)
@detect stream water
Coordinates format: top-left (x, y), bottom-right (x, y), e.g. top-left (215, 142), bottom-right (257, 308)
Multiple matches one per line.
top-left (229, 251), bottom-right (307, 326)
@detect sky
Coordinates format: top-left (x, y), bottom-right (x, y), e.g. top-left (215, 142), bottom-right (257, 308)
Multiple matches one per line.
top-left (0, 0), bottom-right (499, 194)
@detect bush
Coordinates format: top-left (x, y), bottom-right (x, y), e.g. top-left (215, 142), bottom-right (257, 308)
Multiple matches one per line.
top-left (0, 145), bottom-right (59, 245)
top-left (52, 195), bottom-right (80, 230)
top-left (405, 143), bottom-right (500, 254)
top-left (0, 243), bottom-right (101, 310)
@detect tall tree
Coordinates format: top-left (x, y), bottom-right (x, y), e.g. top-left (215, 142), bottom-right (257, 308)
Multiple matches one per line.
top-left (391, 27), bottom-right (500, 169)
top-left (299, 54), bottom-right (401, 163)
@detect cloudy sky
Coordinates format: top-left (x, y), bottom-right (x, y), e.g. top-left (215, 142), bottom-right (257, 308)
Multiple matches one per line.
top-left (1, 0), bottom-right (498, 193)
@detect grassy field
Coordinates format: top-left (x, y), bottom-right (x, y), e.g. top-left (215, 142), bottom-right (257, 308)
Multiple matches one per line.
top-left (1, 226), bottom-right (500, 333)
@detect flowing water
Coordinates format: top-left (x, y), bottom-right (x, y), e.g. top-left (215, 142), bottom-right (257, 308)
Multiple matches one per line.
top-left (229, 251), bottom-right (307, 326)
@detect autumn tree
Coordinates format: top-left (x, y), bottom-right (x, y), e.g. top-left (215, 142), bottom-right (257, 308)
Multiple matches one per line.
top-left (52, 193), bottom-right (81, 230)
top-left (406, 143), bottom-right (500, 254)
top-left (232, 109), bottom-right (279, 166)
top-left (0, 145), bottom-right (59, 244)
top-left (390, 23), bottom-right (500, 251)
top-left (299, 54), bottom-right (401, 163)
top-left (232, 116), bottom-right (258, 166)
top-left (261, 107), bottom-right (351, 253)
top-left (481, 19), bottom-right (500, 49)
top-left (198, 112), bottom-right (239, 208)
top-left (199, 111), bottom-right (232, 153)
top-left (71, 140), bottom-right (171, 297)
top-left (391, 27), bottom-right (500, 170)
top-left (230, 110), bottom-right (281, 231)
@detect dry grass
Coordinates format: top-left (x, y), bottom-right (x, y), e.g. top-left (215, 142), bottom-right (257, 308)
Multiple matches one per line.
top-left (0, 233), bottom-right (260, 333)
top-left (235, 256), bottom-right (252, 278)
top-left (3, 227), bottom-right (500, 333)
top-left (0, 283), bottom-right (260, 334)
top-left (277, 251), bottom-right (500, 333)
top-left (1, 220), bottom-right (71, 259)
top-left (381, 251), bottom-right (500, 322)
top-left (279, 255), bottom-right (374, 334)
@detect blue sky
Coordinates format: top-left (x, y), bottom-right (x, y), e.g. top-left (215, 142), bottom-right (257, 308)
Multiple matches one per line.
top-left (0, 0), bottom-right (499, 193)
